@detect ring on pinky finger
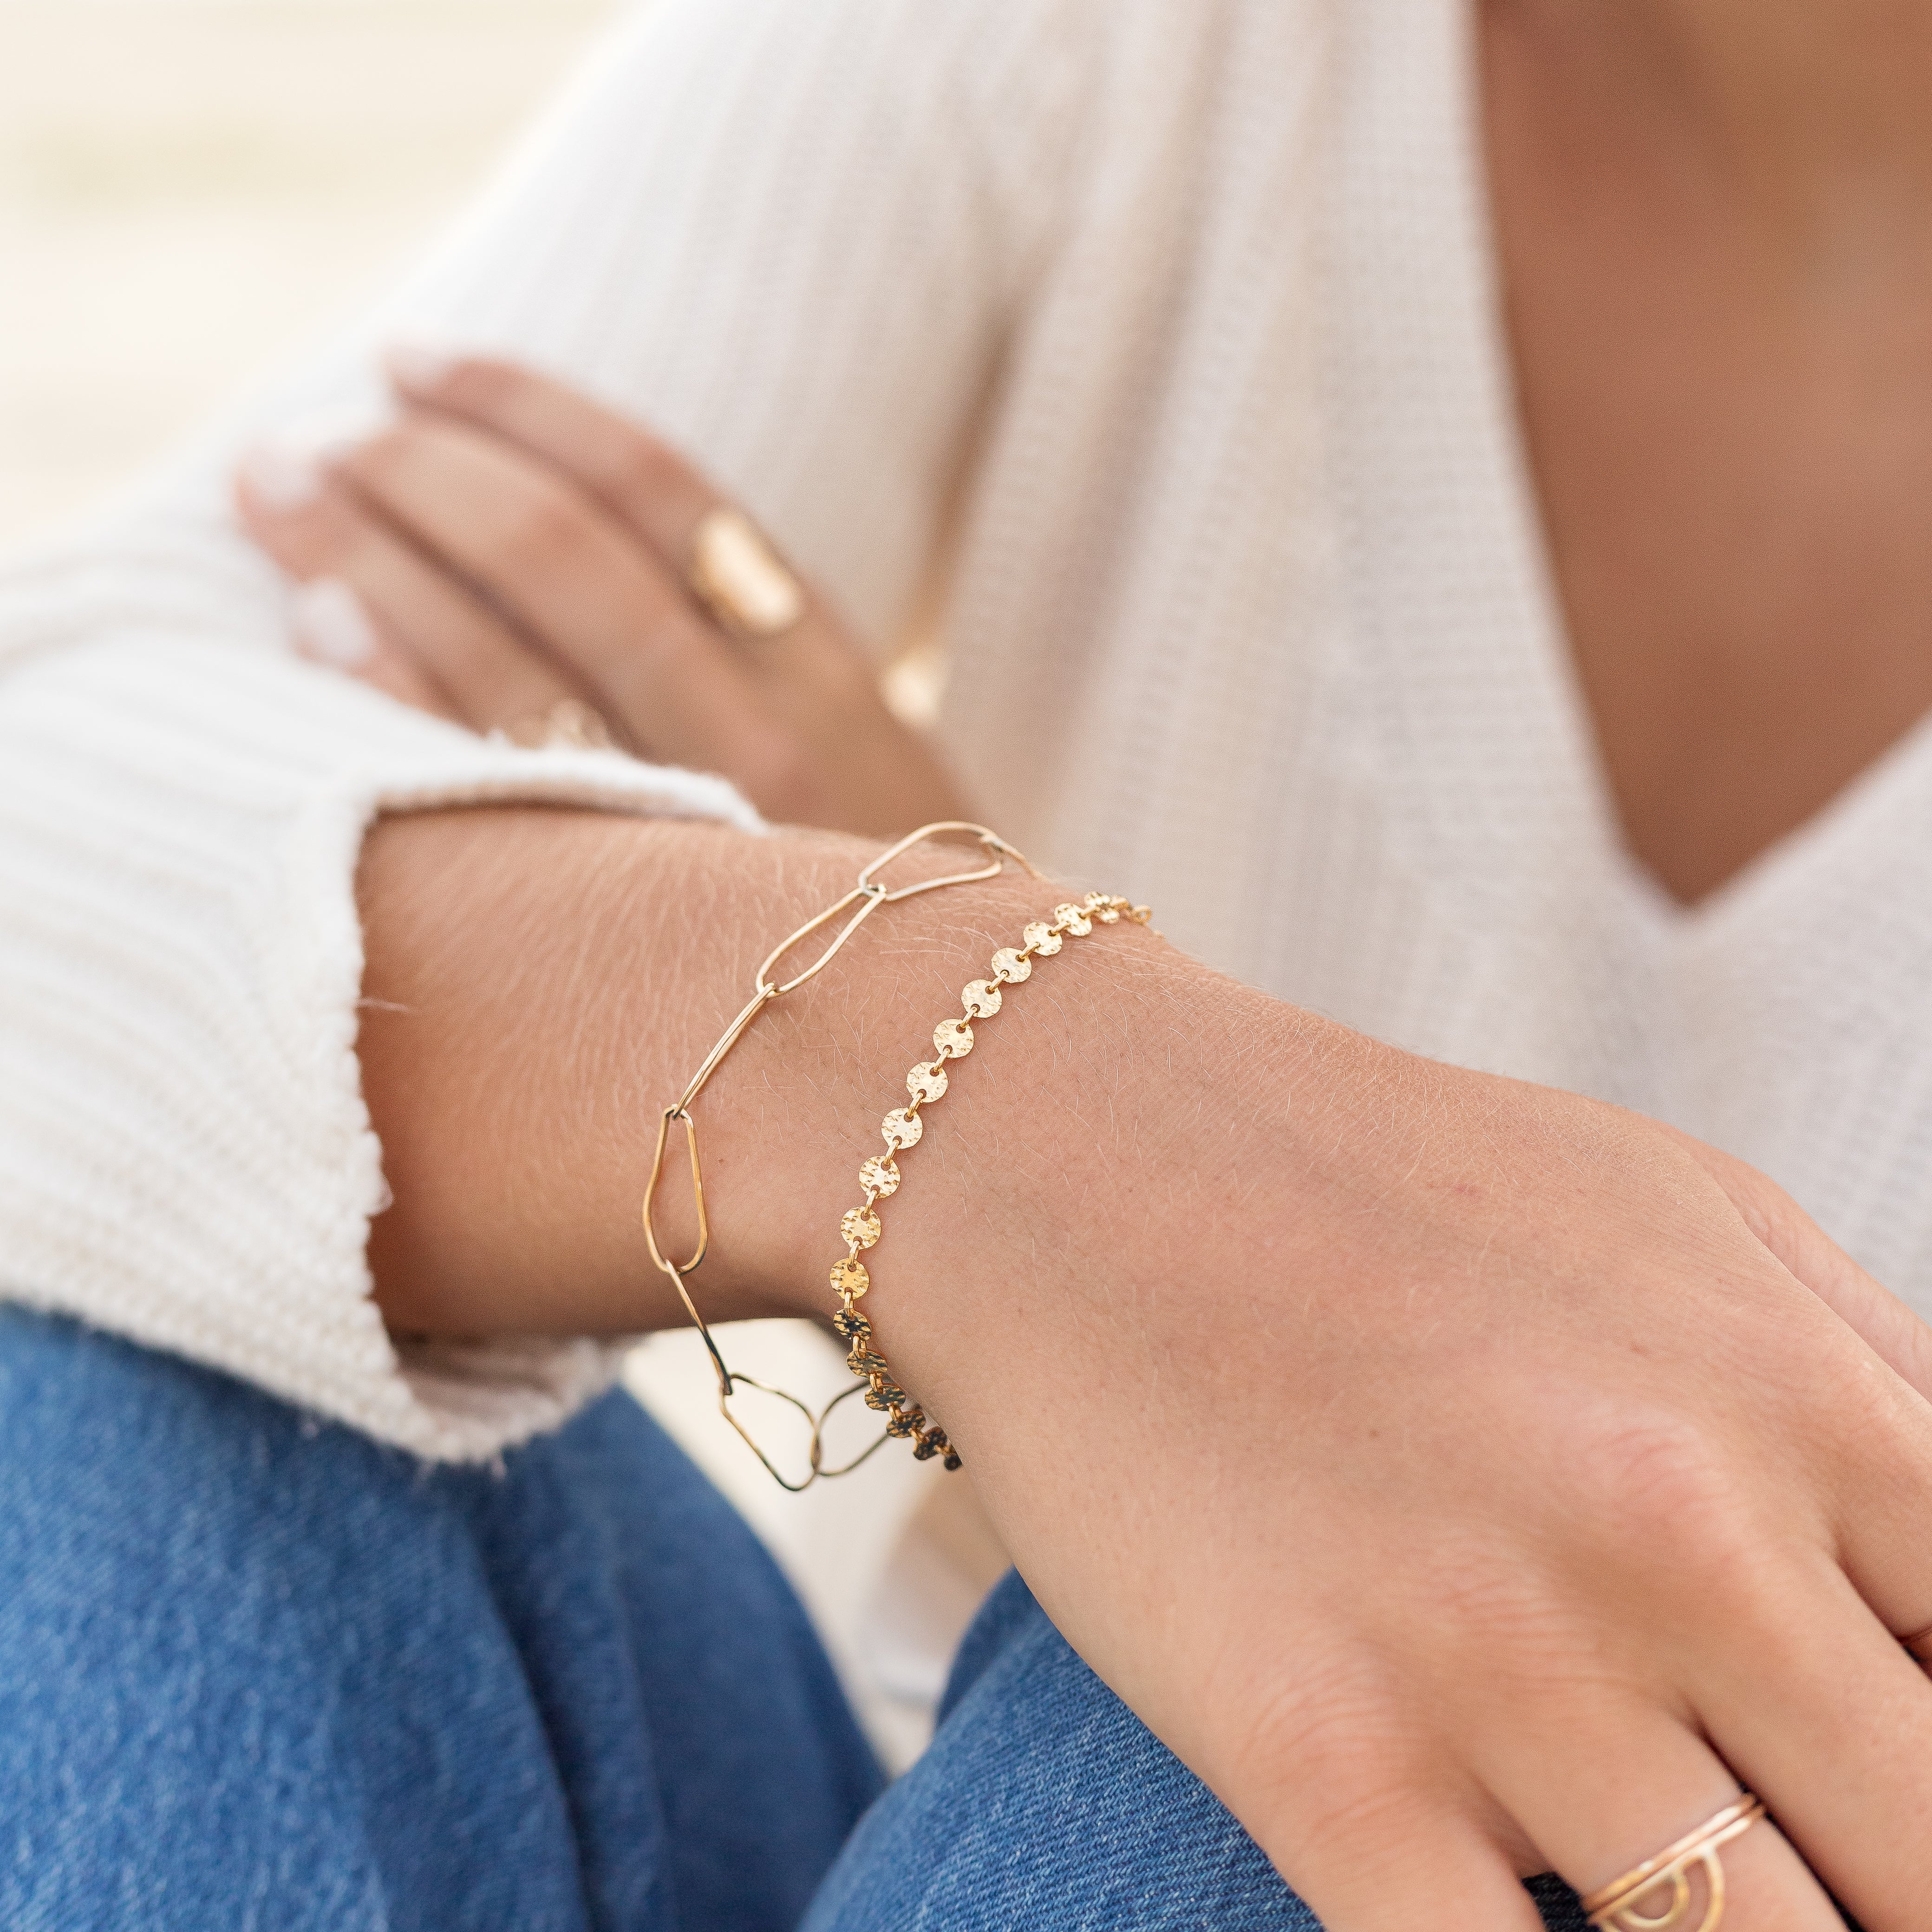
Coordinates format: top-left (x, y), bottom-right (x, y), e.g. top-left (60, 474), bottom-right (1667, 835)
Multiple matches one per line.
top-left (497, 697), bottom-right (619, 752)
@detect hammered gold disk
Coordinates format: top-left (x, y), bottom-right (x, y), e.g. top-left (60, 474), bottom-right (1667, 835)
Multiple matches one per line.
top-left (1053, 902), bottom-right (1093, 936)
top-left (962, 979), bottom-right (1002, 1018)
top-left (841, 1208), bottom-right (881, 1249)
top-left (830, 1256), bottom-right (870, 1298)
top-left (991, 947), bottom-right (1032, 984)
top-left (881, 1107), bottom-right (924, 1150)
top-left (907, 1060), bottom-right (949, 1103)
top-left (933, 1018), bottom-right (974, 1059)
top-left (859, 1155), bottom-right (901, 1197)
top-left (1023, 921), bottom-right (1062, 955)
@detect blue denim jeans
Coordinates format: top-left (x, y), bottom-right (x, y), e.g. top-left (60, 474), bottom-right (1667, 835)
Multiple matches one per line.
top-left (0, 1307), bottom-right (1586, 1929)
top-left (809, 1570), bottom-right (1587, 1931)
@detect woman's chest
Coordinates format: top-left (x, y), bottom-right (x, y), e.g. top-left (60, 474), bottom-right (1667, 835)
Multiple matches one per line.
top-left (1481, 0), bottom-right (1932, 908)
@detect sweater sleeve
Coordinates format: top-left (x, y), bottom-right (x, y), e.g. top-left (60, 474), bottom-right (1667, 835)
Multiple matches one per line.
top-left (0, 0), bottom-right (1096, 1460)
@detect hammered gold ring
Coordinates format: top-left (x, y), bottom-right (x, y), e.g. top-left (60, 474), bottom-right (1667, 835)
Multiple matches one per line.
top-left (1580, 1795), bottom-right (1768, 1932)
top-left (686, 504), bottom-right (806, 639)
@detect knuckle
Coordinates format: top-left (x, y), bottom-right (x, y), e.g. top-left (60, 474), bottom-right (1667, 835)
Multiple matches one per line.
top-left (494, 485), bottom-right (593, 572)
top-left (1414, 1544), bottom-right (1575, 1668)
top-left (1236, 1647), bottom-right (1395, 1773)
top-left (1233, 1658), bottom-right (1436, 1862)
top-left (1289, 1766), bottom-right (1441, 1867)
top-left (1562, 1405), bottom-right (1761, 1575)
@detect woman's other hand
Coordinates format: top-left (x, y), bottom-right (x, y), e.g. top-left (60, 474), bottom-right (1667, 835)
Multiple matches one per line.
top-left (236, 354), bottom-right (967, 839)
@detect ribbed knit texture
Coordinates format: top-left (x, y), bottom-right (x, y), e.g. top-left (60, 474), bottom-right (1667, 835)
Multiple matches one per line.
top-left (8, 0), bottom-right (1932, 1460)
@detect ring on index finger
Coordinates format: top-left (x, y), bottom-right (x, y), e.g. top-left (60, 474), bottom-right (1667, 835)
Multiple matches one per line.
top-left (686, 505), bottom-right (805, 640)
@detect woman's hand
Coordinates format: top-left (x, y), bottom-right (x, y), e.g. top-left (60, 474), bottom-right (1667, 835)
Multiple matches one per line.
top-left (922, 995), bottom-right (1932, 1932)
top-left (237, 353), bottom-right (966, 839)
top-left (359, 800), bottom-right (1932, 1932)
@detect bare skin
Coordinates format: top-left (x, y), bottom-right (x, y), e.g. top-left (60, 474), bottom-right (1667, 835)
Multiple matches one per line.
top-left (232, 1), bottom-right (1932, 1923)
top-left (1484, 0), bottom-right (1932, 904)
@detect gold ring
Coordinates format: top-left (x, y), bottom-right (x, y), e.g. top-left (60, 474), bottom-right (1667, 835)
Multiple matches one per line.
top-left (686, 505), bottom-right (806, 639)
top-left (501, 698), bottom-right (616, 751)
top-left (1581, 1795), bottom-right (1767, 1932)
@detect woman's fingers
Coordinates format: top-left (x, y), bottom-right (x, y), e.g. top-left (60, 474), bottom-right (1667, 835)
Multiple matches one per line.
top-left (387, 351), bottom-right (885, 724)
top-left (1508, 1757), bottom-right (1841, 1930)
top-left (1652, 1129), bottom-right (1932, 1655)
top-left (1293, 1828), bottom-right (1547, 1931)
top-left (245, 352), bottom-right (967, 835)
top-left (1473, 1669), bottom-right (1846, 1928)
top-left (388, 347), bottom-right (720, 567)
top-left (1445, 1411), bottom-right (1932, 1928)
top-left (1671, 1126), bottom-right (1932, 1410)
top-left (328, 416), bottom-right (807, 793)
top-left (1688, 1566), bottom-right (1932, 1927)
top-left (238, 450), bottom-right (603, 740)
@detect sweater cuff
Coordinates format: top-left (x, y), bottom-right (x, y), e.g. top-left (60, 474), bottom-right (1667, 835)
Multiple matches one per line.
top-left (0, 633), bottom-right (760, 1461)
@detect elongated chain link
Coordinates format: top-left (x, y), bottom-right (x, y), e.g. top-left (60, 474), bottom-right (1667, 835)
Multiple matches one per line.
top-left (826, 891), bottom-right (1153, 1472)
top-left (642, 822), bottom-right (1040, 1491)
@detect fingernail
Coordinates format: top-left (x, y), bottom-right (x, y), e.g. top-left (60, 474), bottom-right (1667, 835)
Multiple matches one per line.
top-left (240, 440), bottom-right (323, 511)
top-left (289, 577), bottom-right (378, 669)
top-left (243, 397), bottom-right (393, 507)
top-left (386, 336), bottom-right (458, 392)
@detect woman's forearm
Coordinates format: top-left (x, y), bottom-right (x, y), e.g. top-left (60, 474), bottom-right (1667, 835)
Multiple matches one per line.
top-left (354, 805), bottom-right (1253, 1349)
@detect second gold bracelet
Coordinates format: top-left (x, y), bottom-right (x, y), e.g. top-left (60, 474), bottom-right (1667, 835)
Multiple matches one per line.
top-left (824, 889), bottom-right (1153, 1471)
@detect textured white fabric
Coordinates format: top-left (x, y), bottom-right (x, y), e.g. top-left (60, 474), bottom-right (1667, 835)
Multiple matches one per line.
top-left (8, 0), bottom-right (1932, 1462)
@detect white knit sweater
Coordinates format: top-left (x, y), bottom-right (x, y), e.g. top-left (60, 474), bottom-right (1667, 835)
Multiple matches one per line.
top-left (10, 0), bottom-right (1932, 1463)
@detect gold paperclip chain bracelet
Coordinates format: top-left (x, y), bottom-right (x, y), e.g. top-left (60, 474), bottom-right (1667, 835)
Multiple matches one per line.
top-left (641, 820), bottom-right (1149, 1491)
top-left (642, 822), bottom-right (1038, 1490)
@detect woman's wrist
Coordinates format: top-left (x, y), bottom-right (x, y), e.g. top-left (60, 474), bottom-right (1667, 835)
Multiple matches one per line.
top-left (354, 803), bottom-right (1238, 1347)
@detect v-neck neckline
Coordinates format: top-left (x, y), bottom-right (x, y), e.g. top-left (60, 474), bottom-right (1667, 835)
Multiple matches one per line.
top-left (1341, 0), bottom-right (1932, 951)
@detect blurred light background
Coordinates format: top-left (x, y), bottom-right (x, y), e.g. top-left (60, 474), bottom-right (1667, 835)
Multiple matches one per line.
top-left (0, 0), bottom-right (610, 546)
top-left (0, 0), bottom-right (968, 1763)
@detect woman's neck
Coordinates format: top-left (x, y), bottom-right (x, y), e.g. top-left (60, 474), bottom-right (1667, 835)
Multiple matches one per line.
top-left (1492, 0), bottom-right (1932, 269)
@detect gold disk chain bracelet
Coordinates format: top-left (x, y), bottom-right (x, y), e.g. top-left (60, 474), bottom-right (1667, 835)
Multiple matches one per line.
top-left (827, 889), bottom-right (1151, 1473)
top-left (640, 820), bottom-right (1149, 1492)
